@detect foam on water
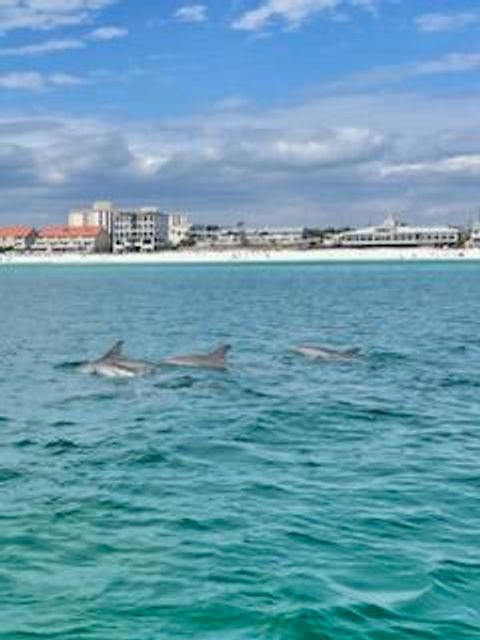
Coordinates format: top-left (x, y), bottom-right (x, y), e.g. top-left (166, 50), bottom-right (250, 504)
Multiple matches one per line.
top-left (1, 263), bottom-right (480, 639)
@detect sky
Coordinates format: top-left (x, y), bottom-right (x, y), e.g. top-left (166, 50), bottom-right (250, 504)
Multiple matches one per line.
top-left (1, 0), bottom-right (480, 227)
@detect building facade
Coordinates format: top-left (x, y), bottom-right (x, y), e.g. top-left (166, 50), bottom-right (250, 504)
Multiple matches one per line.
top-left (471, 223), bottom-right (480, 248)
top-left (113, 209), bottom-right (165, 253)
top-left (68, 201), bottom-right (117, 235)
top-left (34, 226), bottom-right (111, 253)
top-left (335, 216), bottom-right (461, 248)
top-left (0, 227), bottom-right (37, 251)
top-left (160, 213), bottom-right (190, 247)
top-left (113, 208), bottom-right (190, 252)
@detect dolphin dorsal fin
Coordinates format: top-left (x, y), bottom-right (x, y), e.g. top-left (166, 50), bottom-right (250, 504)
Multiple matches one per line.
top-left (102, 340), bottom-right (124, 360)
top-left (209, 344), bottom-right (231, 360)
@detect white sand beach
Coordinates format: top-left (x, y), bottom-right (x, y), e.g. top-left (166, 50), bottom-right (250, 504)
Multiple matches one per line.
top-left (1, 247), bottom-right (480, 266)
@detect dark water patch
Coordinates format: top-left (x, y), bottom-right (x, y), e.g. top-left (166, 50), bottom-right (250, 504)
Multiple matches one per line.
top-left (439, 374), bottom-right (480, 389)
top-left (45, 439), bottom-right (81, 455)
top-left (154, 375), bottom-right (197, 390)
top-left (0, 468), bottom-right (22, 483)
top-left (129, 448), bottom-right (169, 466)
top-left (0, 415), bottom-right (11, 423)
top-left (54, 361), bottom-right (84, 371)
top-left (51, 420), bottom-right (77, 428)
top-left (15, 438), bottom-right (36, 448)
top-left (54, 392), bottom-right (117, 407)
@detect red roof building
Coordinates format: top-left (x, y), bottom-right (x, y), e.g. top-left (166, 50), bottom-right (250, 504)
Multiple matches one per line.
top-left (34, 225), bottom-right (111, 253)
top-left (0, 226), bottom-right (37, 251)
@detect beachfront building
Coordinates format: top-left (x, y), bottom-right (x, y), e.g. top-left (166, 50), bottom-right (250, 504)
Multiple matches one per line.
top-left (68, 201), bottom-right (117, 235)
top-left (158, 213), bottom-right (191, 247)
top-left (113, 208), bottom-right (190, 252)
top-left (334, 215), bottom-right (461, 248)
top-left (0, 226), bottom-right (37, 252)
top-left (468, 219), bottom-right (480, 247)
top-left (244, 227), bottom-right (305, 248)
top-left (33, 226), bottom-right (111, 253)
top-left (188, 225), bottom-right (305, 249)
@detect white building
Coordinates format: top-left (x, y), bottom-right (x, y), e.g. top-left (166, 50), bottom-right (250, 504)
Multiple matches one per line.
top-left (112, 208), bottom-right (190, 252)
top-left (159, 213), bottom-right (190, 247)
top-left (69, 201), bottom-right (117, 235)
top-left (470, 222), bottom-right (480, 248)
top-left (335, 215), bottom-right (461, 248)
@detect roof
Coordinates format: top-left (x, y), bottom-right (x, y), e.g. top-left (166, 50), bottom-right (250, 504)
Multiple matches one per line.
top-left (39, 225), bottom-right (104, 239)
top-left (0, 226), bottom-right (35, 238)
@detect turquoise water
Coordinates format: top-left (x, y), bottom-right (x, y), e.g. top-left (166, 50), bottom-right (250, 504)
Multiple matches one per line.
top-left (1, 263), bottom-right (480, 639)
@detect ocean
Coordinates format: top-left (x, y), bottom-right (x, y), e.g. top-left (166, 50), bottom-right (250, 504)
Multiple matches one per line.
top-left (1, 262), bottom-right (479, 639)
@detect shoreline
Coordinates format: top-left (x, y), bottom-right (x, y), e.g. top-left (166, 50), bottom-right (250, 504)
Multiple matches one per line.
top-left (1, 247), bottom-right (480, 266)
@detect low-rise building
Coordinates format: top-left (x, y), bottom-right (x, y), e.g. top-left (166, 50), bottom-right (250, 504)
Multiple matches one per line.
top-left (0, 226), bottom-right (37, 252)
top-left (188, 225), bottom-right (305, 249)
top-left (334, 215), bottom-right (461, 248)
top-left (34, 226), bottom-right (111, 253)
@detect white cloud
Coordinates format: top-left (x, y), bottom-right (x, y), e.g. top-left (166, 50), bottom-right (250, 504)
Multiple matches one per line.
top-left (173, 4), bottom-right (207, 23)
top-left (416, 52), bottom-right (480, 75)
top-left (0, 0), bottom-right (115, 33)
top-left (0, 38), bottom-right (85, 57)
top-left (380, 155), bottom-right (480, 178)
top-left (0, 71), bottom-right (85, 91)
top-left (232, 0), bottom-right (377, 31)
top-left (0, 72), bottom-right (45, 91)
top-left (0, 26), bottom-right (127, 58)
top-left (324, 50), bottom-right (480, 92)
top-left (89, 26), bottom-right (128, 40)
top-left (416, 12), bottom-right (478, 33)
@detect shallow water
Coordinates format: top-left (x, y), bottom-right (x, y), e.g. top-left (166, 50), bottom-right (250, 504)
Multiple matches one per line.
top-left (1, 263), bottom-right (480, 639)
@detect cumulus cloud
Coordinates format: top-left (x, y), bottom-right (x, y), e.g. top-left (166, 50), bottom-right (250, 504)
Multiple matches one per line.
top-left (416, 12), bottom-right (478, 33)
top-left (173, 4), bottom-right (207, 23)
top-left (232, 0), bottom-right (378, 31)
top-left (0, 0), bottom-right (115, 33)
top-left (1, 91), bottom-right (480, 226)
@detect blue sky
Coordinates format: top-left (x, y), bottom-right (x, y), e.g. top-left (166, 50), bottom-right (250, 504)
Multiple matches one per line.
top-left (1, 0), bottom-right (480, 226)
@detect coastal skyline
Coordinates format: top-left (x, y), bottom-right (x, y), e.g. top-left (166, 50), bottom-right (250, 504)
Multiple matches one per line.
top-left (1, 1), bottom-right (480, 226)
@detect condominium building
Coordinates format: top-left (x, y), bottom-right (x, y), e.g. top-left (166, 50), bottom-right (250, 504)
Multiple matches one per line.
top-left (34, 226), bottom-right (111, 253)
top-left (335, 215), bottom-right (461, 248)
top-left (113, 209), bottom-right (164, 253)
top-left (0, 226), bottom-right (37, 251)
top-left (68, 201), bottom-right (117, 234)
top-left (113, 208), bottom-right (190, 252)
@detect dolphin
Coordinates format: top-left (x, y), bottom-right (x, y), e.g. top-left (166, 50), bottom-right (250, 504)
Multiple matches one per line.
top-left (160, 345), bottom-right (231, 370)
top-left (291, 344), bottom-right (361, 361)
top-left (77, 341), bottom-right (155, 378)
